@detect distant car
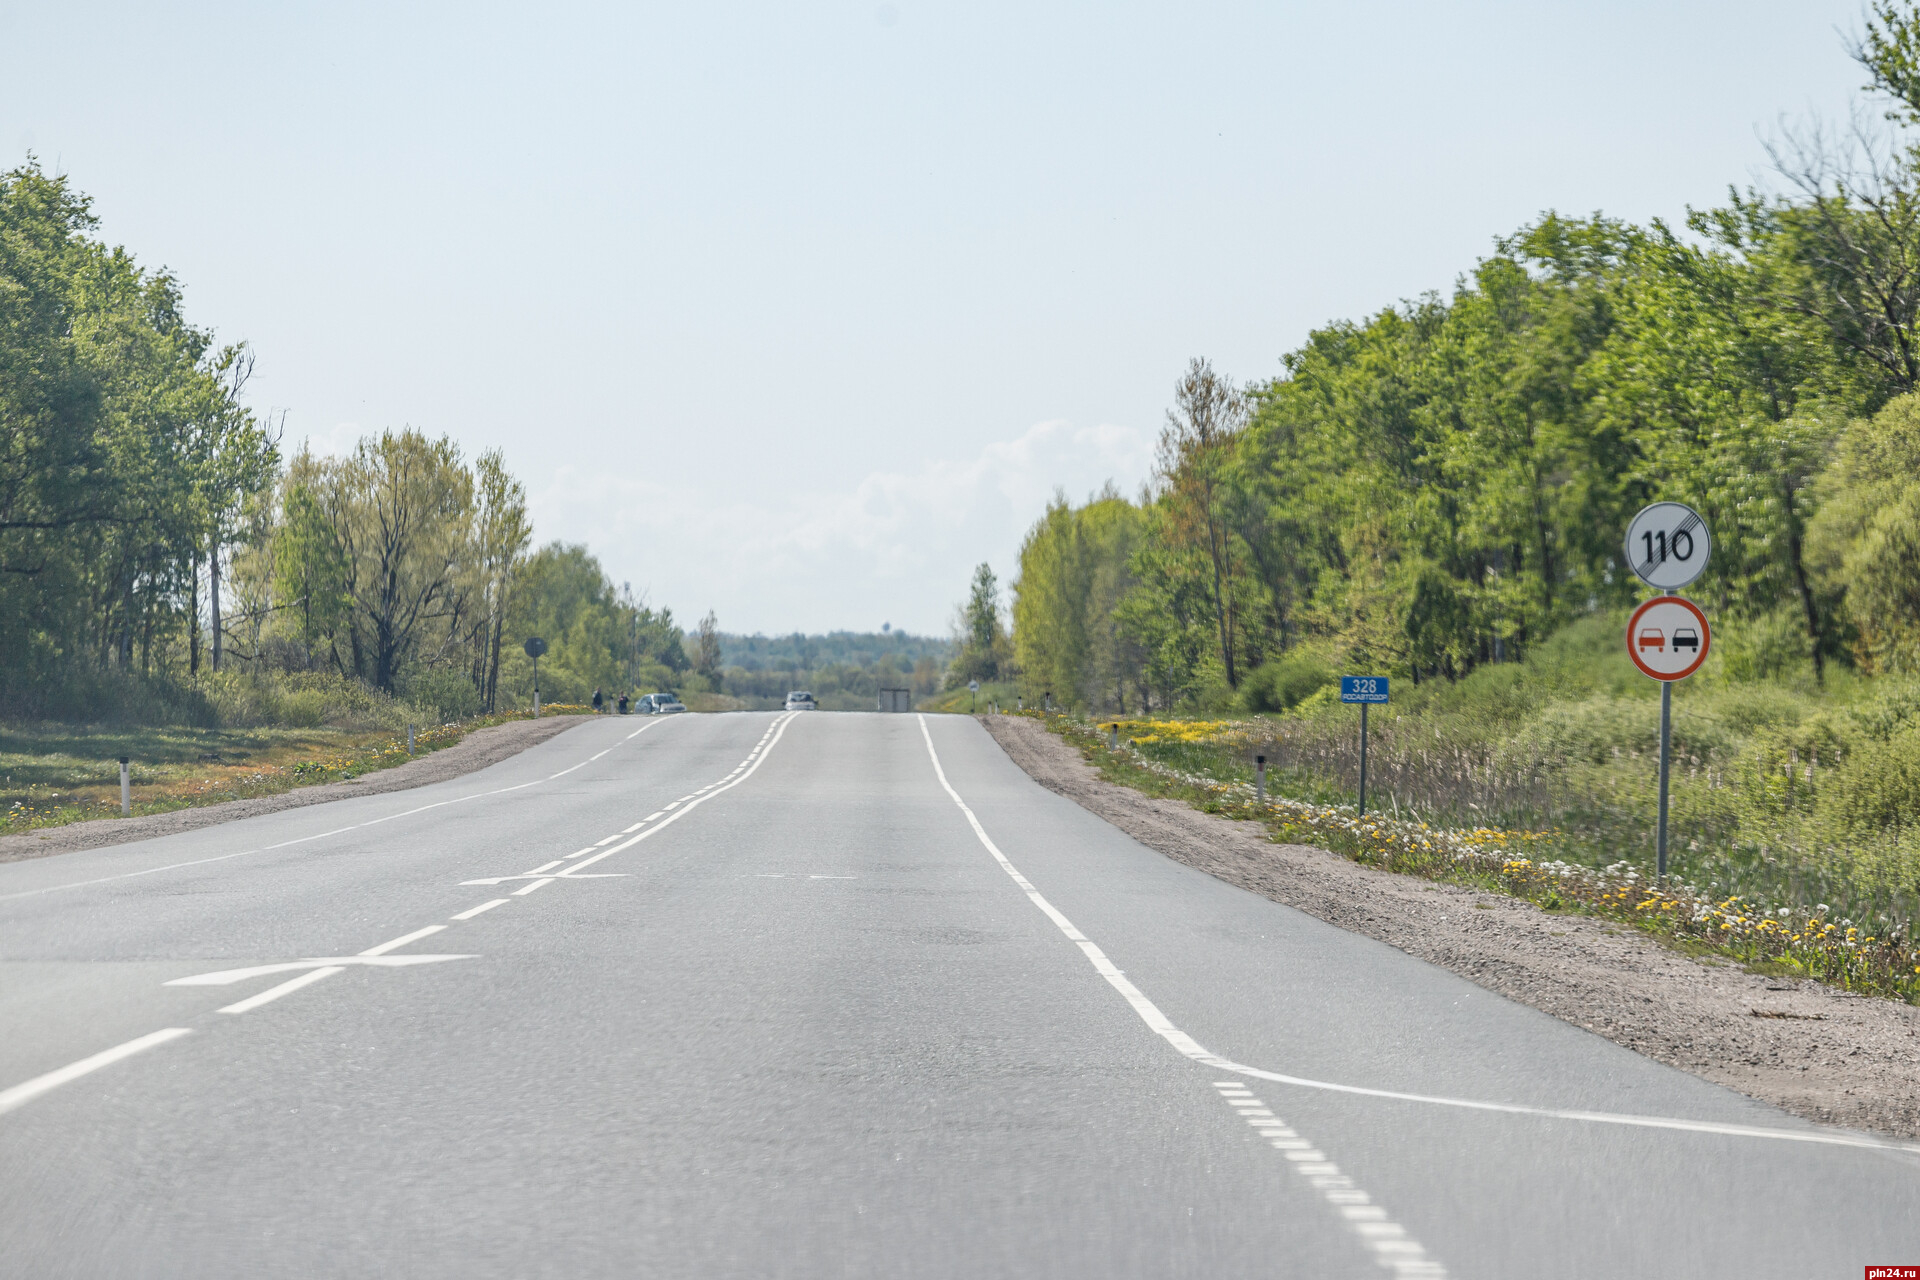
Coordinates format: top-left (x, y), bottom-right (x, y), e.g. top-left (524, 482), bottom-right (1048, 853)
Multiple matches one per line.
top-left (1638, 627), bottom-right (1665, 653)
top-left (1672, 627), bottom-right (1699, 652)
top-left (785, 691), bottom-right (817, 711)
top-left (641, 693), bottom-right (686, 714)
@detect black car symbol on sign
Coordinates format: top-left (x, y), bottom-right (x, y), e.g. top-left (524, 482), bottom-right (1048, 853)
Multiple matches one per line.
top-left (1672, 627), bottom-right (1699, 652)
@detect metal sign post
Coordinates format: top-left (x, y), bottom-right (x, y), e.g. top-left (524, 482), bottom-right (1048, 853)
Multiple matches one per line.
top-left (524, 636), bottom-right (548, 718)
top-left (1623, 504), bottom-right (1712, 884)
top-left (1339, 677), bottom-right (1389, 816)
top-left (969, 679), bottom-right (980, 712)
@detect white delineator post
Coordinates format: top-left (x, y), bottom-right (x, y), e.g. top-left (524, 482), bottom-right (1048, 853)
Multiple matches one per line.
top-left (119, 757), bottom-right (130, 816)
top-left (407, 724), bottom-right (415, 756)
top-left (1255, 753), bottom-right (1266, 803)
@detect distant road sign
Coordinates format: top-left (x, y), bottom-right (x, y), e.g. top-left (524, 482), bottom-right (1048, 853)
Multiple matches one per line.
top-left (523, 636), bottom-right (548, 659)
top-left (1625, 502), bottom-right (1711, 590)
top-left (968, 680), bottom-right (980, 693)
top-left (1339, 676), bottom-right (1388, 704)
top-left (1626, 596), bottom-right (1710, 681)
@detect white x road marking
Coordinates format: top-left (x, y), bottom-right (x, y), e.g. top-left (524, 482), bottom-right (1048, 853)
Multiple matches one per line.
top-left (164, 955), bottom-right (476, 986)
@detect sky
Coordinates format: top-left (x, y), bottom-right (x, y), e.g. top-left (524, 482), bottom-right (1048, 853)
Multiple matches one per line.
top-left (1, 1), bottom-right (1872, 634)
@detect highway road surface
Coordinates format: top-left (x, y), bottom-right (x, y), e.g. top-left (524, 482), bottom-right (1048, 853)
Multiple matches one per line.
top-left (0, 711), bottom-right (1915, 1278)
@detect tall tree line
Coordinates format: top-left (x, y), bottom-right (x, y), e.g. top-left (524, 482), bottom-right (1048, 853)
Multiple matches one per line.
top-left (0, 159), bottom-right (687, 721)
top-left (1009, 4), bottom-right (1920, 713)
top-left (0, 160), bottom-right (277, 713)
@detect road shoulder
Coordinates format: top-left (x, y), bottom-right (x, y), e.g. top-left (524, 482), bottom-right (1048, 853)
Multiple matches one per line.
top-left (980, 712), bottom-right (1920, 1140)
top-left (0, 717), bottom-right (591, 865)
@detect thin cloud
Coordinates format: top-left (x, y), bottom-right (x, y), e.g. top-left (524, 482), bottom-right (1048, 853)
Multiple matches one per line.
top-left (532, 418), bottom-right (1153, 633)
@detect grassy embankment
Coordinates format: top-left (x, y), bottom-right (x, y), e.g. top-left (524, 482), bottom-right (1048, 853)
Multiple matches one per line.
top-left (3, 696), bottom-right (596, 835)
top-left (918, 681), bottom-right (1019, 714)
top-left (1033, 613), bottom-right (1920, 1003)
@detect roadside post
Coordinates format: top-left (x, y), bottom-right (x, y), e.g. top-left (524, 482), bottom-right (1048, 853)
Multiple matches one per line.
top-left (1109, 723), bottom-right (1119, 750)
top-left (524, 636), bottom-right (548, 718)
top-left (119, 756), bottom-right (130, 816)
top-left (1623, 502), bottom-right (1714, 884)
top-left (407, 724), bottom-right (415, 756)
top-left (1339, 677), bottom-right (1389, 816)
top-left (970, 679), bottom-right (980, 712)
top-left (1255, 754), bottom-right (1266, 804)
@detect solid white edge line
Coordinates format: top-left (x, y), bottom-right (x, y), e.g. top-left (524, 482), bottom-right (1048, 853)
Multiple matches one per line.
top-left (0, 1027), bottom-right (193, 1116)
top-left (0, 716), bottom-right (675, 904)
top-left (218, 965), bottom-right (345, 1014)
top-left (451, 899), bottom-right (509, 920)
top-left (912, 714), bottom-right (1920, 1163)
top-left (917, 715), bottom-right (1448, 1274)
top-left (359, 924), bottom-right (447, 956)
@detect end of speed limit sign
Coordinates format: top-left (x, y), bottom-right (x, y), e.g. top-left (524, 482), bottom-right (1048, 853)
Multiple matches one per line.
top-left (1627, 596), bottom-right (1710, 681)
top-left (1625, 502), bottom-right (1710, 590)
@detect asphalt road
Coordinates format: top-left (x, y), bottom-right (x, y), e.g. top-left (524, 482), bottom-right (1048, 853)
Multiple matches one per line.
top-left (0, 711), bottom-right (1915, 1278)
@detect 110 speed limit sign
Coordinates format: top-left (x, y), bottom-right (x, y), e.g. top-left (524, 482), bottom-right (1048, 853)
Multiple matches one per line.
top-left (1624, 502), bottom-right (1710, 591)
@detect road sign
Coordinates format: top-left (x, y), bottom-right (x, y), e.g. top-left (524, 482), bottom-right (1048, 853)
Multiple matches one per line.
top-left (1624, 502), bottom-right (1711, 591)
top-left (1339, 677), bottom-right (1387, 815)
top-left (1339, 676), bottom-right (1388, 704)
top-left (523, 636), bottom-right (548, 659)
top-left (968, 680), bottom-right (979, 693)
top-left (1626, 596), bottom-right (1710, 682)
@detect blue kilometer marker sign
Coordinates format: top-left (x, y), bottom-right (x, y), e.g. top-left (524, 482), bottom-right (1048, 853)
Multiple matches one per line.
top-left (1339, 676), bottom-right (1389, 704)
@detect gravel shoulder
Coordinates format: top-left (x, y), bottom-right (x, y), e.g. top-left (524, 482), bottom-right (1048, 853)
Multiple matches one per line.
top-left (981, 713), bottom-right (1920, 1140)
top-left (0, 716), bottom-right (591, 864)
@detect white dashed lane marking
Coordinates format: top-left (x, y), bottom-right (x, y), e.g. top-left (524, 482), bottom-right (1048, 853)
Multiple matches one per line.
top-left (1210, 1082), bottom-right (1445, 1276)
top-left (0, 1028), bottom-right (193, 1116)
top-left (0, 716), bottom-right (677, 904)
top-left (0, 713), bottom-right (799, 1121)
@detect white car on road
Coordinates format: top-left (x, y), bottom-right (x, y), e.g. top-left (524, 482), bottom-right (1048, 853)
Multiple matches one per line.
top-left (784, 691), bottom-right (817, 711)
top-left (641, 693), bottom-right (686, 714)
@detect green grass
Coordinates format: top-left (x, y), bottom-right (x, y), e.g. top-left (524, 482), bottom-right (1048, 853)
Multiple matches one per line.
top-left (918, 681), bottom-right (1019, 714)
top-left (1032, 708), bottom-right (1920, 1002)
top-left (1035, 609), bottom-right (1920, 997)
top-left (0, 707), bottom-right (594, 834)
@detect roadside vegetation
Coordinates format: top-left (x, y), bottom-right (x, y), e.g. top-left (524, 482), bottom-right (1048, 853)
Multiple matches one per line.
top-left (0, 703), bottom-right (595, 836)
top-left (1031, 698), bottom-right (1920, 1004)
top-left (1, 158), bottom-right (712, 755)
top-left (940, 9), bottom-right (1920, 1002)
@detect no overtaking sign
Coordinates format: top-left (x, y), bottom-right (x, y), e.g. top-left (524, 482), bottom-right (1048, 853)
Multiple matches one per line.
top-left (1626, 596), bottom-right (1711, 682)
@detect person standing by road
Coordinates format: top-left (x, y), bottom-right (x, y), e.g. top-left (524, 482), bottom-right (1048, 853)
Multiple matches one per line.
top-left (617, 692), bottom-right (629, 715)
top-left (592, 688), bottom-right (604, 713)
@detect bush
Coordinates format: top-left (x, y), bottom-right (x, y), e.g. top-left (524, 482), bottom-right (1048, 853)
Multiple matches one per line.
top-left (201, 671), bottom-right (415, 731)
top-left (1718, 607), bottom-right (1816, 684)
top-left (404, 668), bottom-right (483, 723)
top-left (1241, 651), bottom-right (1336, 713)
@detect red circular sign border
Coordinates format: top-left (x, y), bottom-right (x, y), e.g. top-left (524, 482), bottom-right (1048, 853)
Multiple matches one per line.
top-left (1626, 595), bottom-right (1710, 682)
